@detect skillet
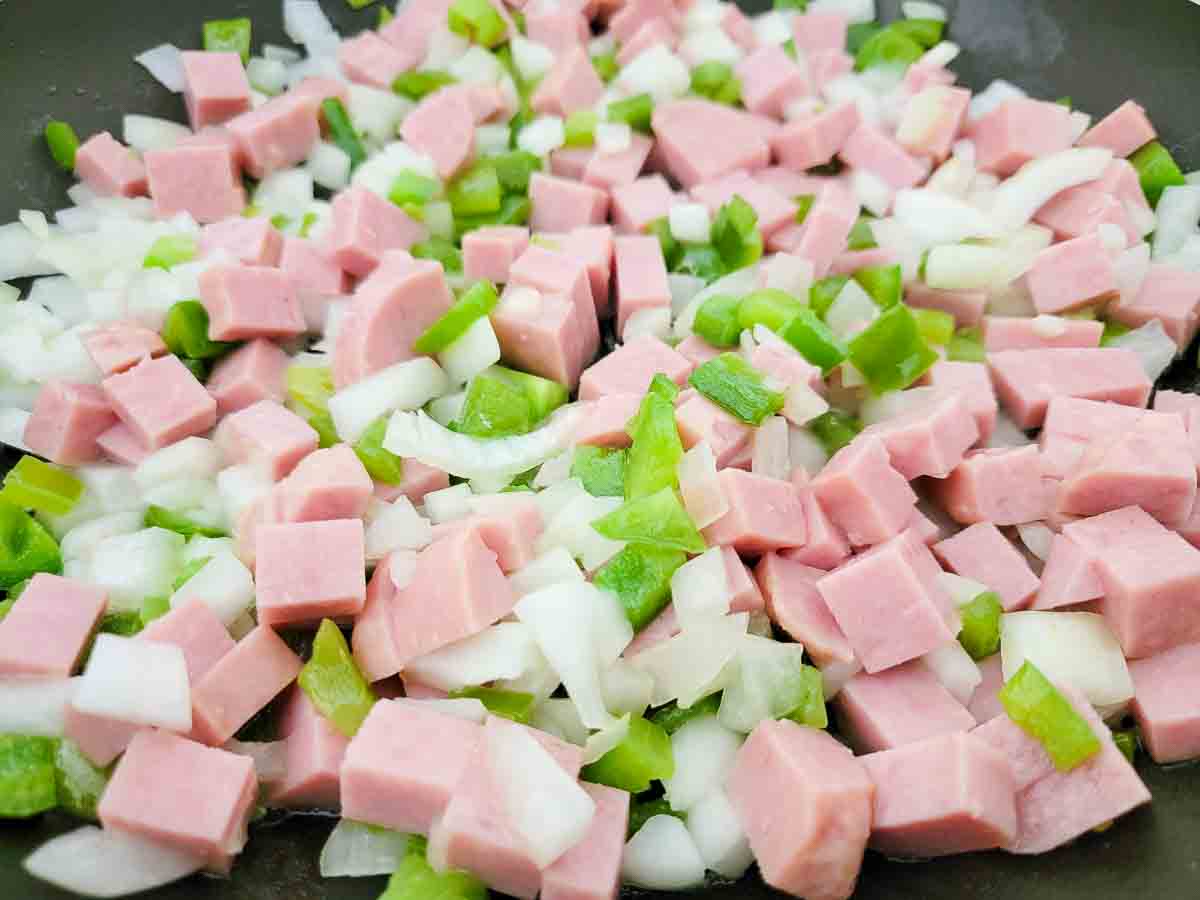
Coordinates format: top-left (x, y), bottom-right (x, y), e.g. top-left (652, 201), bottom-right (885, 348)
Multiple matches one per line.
top-left (0, 0), bottom-right (1198, 896)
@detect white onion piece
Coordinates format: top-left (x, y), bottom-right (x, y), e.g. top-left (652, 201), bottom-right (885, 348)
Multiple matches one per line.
top-left (88, 528), bottom-right (184, 611)
top-left (678, 26), bottom-right (744, 67)
top-left (488, 718), bottom-right (596, 868)
top-left (246, 57), bottom-right (288, 96)
top-left (762, 253), bottom-right (815, 296)
top-left (584, 713), bottom-right (631, 765)
top-left (622, 816), bottom-right (707, 890)
top-left (24, 826), bottom-right (205, 898)
top-left (533, 476), bottom-right (588, 523)
top-left (0, 406), bottom-right (34, 450)
top-left (674, 264), bottom-right (762, 337)
top-left (668, 274), bottom-right (707, 318)
top-left (852, 169), bottom-right (893, 218)
top-left (517, 116), bottom-right (566, 156)
top-left (509, 547), bottom-right (585, 597)
top-left (307, 142), bottom-right (352, 192)
top-left (937, 572), bottom-right (990, 607)
top-left (1016, 522), bottom-right (1055, 562)
top-left (532, 450), bottom-right (572, 490)
top-left (922, 641), bottom-right (982, 706)
top-left (364, 497), bottom-right (433, 559)
top-left (751, 10), bottom-right (794, 46)
top-left (19, 210), bottom-right (50, 241)
top-left (510, 36), bottom-right (555, 82)
top-left (687, 789), bottom-right (755, 880)
top-left (1103, 319), bottom-right (1177, 381)
top-left (677, 441), bottom-right (728, 530)
top-left (782, 382), bottom-right (829, 426)
top-left (424, 483), bottom-right (473, 524)
top-left (1000, 611), bottom-right (1135, 708)
top-left (61, 512), bottom-right (145, 563)
top-left (989, 148), bottom-right (1113, 232)
top-left (404, 622), bottom-right (541, 692)
top-left (438, 317), bottom-right (502, 385)
top-left (600, 658), bottom-right (655, 716)
top-left (825, 278), bottom-right (879, 338)
top-left (319, 820), bottom-right (410, 878)
top-left (384, 406), bottom-right (581, 482)
top-left (807, 0), bottom-right (876, 24)
top-left (751, 415), bottom-right (791, 480)
top-left (283, 0), bottom-right (339, 50)
top-left (663, 714), bottom-right (743, 812)
top-left (134, 437), bottom-right (221, 489)
top-left (1111, 242), bottom-right (1153, 300)
top-left (623, 306), bottom-right (673, 343)
top-left (893, 189), bottom-right (999, 247)
top-left (224, 739), bottom-right (287, 781)
top-left (123, 115), bottom-right (190, 153)
top-left (924, 244), bottom-right (1028, 290)
top-left (632, 614), bottom-right (748, 708)
top-left (1151, 185), bottom-right (1200, 259)
top-left (967, 79), bottom-right (1027, 122)
top-left (0, 221), bottom-right (57, 280)
top-left (134, 43), bottom-right (185, 92)
top-left (617, 45), bottom-right (690, 104)
top-left (670, 203), bottom-right (712, 244)
top-left (671, 548), bottom-right (733, 629)
top-left (73, 635), bottom-right (191, 731)
top-left (330, 358), bottom-right (449, 445)
top-left (0, 677), bottom-right (73, 736)
top-left (595, 121), bottom-right (633, 155)
top-left (537, 492), bottom-right (626, 572)
top-left (448, 46), bottom-right (504, 85)
top-left (788, 425), bottom-right (830, 476)
top-left (903, 0), bottom-right (947, 20)
top-left (531, 698), bottom-right (589, 747)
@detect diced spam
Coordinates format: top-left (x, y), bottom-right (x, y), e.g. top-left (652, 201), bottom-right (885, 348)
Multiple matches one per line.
top-left (216, 399), bottom-right (318, 480)
top-left (811, 434), bottom-right (916, 547)
top-left (540, 782), bottom-right (629, 900)
top-left (83, 321), bottom-right (168, 377)
top-left (270, 686), bottom-right (350, 808)
top-left (835, 661), bottom-right (976, 753)
top-left (933, 522), bottom-right (1040, 612)
top-left (0, 574), bottom-right (106, 678)
top-left (756, 553), bottom-right (854, 667)
top-left (23, 381), bottom-right (117, 465)
top-left (144, 143), bottom-right (245, 224)
top-left (329, 187), bottom-right (428, 278)
top-left (933, 446), bottom-right (1055, 527)
top-left (74, 132), bottom-right (146, 198)
top-left (255, 519), bottom-right (367, 626)
top-left (1128, 642), bottom-right (1200, 764)
top-left (578, 335), bottom-right (692, 402)
top-left (206, 338), bottom-right (291, 416)
top-left (199, 264), bottom-right (306, 341)
top-left (101, 355), bottom-right (217, 451)
top-left (701, 468), bottom-right (808, 554)
top-left (181, 51), bottom-right (251, 130)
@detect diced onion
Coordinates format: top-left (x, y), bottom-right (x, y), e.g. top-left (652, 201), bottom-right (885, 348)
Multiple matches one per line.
top-left (622, 815), bottom-right (707, 890)
top-left (72, 634), bottom-right (191, 731)
top-left (1000, 611), bottom-right (1135, 708)
top-left (671, 548), bottom-right (733, 628)
top-left (687, 789), bottom-right (754, 880)
top-left (133, 44), bottom-right (185, 92)
top-left (24, 826), bottom-right (205, 898)
top-left (319, 820), bottom-right (410, 879)
top-left (404, 622), bottom-right (542, 692)
top-left (1104, 319), bottom-right (1177, 381)
top-left (663, 714), bottom-right (743, 812)
top-left (0, 677), bottom-right (73, 737)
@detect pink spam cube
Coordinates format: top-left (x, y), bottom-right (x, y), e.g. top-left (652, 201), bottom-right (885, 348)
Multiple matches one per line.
top-left (190, 625), bottom-right (303, 746)
top-left (811, 434), bottom-right (916, 547)
top-left (922, 361), bottom-right (996, 443)
top-left (756, 553), bottom-right (854, 667)
top-left (95, 423), bottom-right (150, 465)
top-left (524, 2), bottom-right (588, 52)
top-left (1037, 395), bottom-right (1148, 479)
top-left (540, 782), bottom-right (629, 900)
top-left (181, 51), bottom-right (251, 129)
top-left (338, 30), bottom-right (411, 90)
top-left (608, 0), bottom-right (677, 42)
top-left (101, 355), bottom-right (216, 451)
top-left (400, 87), bottom-right (476, 179)
top-left (139, 598), bottom-right (236, 684)
top-left (1110, 262), bottom-right (1200, 349)
top-left (216, 399), bottom-right (318, 480)
top-left (610, 174), bottom-right (675, 233)
top-left (509, 245), bottom-right (599, 368)
top-left (701, 468), bottom-right (808, 554)
top-left (432, 716), bottom-right (584, 899)
top-left (271, 443), bottom-right (373, 522)
top-left (573, 393), bottom-right (641, 448)
top-left (582, 133), bottom-right (654, 191)
top-left (612, 235), bottom-right (670, 337)
top-left (972, 688), bottom-right (1150, 853)
top-left (388, 528), bottom-right (516, 667)
top-left (736, 44), bottom-right (810, 119)
top-left (905, 283), bottom-right (987, 328)
top-left (864, 392), bottom-right (979, 480)
top-left (897, 86), bottom-right (970, 162)
top-left (434, 495), bottom-right (544, 574)
top-left (835, 661), bottom-right (975, 753)
top-left (838, 123), bottom-right (929, 191)
top-left (770, 102), bottom-right (861, 172)
top-left (1056, 411), bottom-right (1196, 526)
top-left (462, 226), bottom-right (530, 284)
top-left (727, 720), bottom-right (873, 900)
top-left (0, 574), bottom-right (106, 677)
top-left (933, 445), bottom-right (1054, 527)
top-left (531, 46), bottom-right (604, 117)
top-left (23, 380), bottom-right (116, 465)
top-left (782, 479), bottom-right (851, 571)
top-left (492, 287), bottom-right (589, 389)
top-left (377, 459), bottom-right (450, 506)
top-left (1034, 183), bottom-right (1137, 244)
top-left (792, 10), bottom-right (848, 53)
top-left (200, 264), bottom-right (305, 342)
top-left (342, 700), bottom-right (481, 833)
top-left (769, 181), bottom-right (858, 278)
top-left (987, 348), bottom-right (1151, 430)
top-left (280, 237), bottom-right (350, 330)
top-left (351, 554), bottom-right (406, 683)
top-left (200, 216), bottom-right (283, 267)
top-left (529, 172), bottom-right (609, 234)
top-left (623, 604), bottom-right (680, 658)
top-left (330, 187), bottom-right (427, 278)
top-left (206, 338), bottom-right (290, 415)
top-left (617, 18), bottom-right (675, 66)
top-left (933, 522), bottom-right (1040, 612)
top-left (971, 98), bottom-right (1075, 176)
top-left (63, 703), bottom-right (139, 768)
top-left (227, 93), bottom-right (320, 178)
top-left (74, 132), bottom-right (147, 197)
top-left (980, 315), bottom-right (1103, 351)
top-left (862, 732), bottom-right (1017, 858)
top-left (255, 519), bottom-right (367, 626)
top-left (817, 531), bottom-right (958, 673)
top-left (651, 99), bottom-right (773, 189)
top-left (1129, 642), bottom-right (1200, 763)
top-left (333, 254), bottom-right (454, 388)
top-left (674, 392), bottom-right (753, 467)
top-left (1032, 532), bottom-right (1104, 611)
top-left (1078, 100), bottom-right (1157, 158)
top-left (1063, 505), bottom-right (1200, 658)
top-left (750, 332), bottom-right (823, 394)
top-left (1025, 233), bottom-right (1117, 314)
top-left (554, 226), bottom-right (613, 317)
top-left (270, 686), bottom-right (349, 808)
top-left (144, 143), bottom-right (245, 224)
top-left (98, 730), bottom-right (257, 872)
top-left (724, 545), bottom-right (765, 613)
top-left (83, 321), bottom-right (167, 377)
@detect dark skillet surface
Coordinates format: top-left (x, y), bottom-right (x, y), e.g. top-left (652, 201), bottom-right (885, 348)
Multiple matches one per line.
top-left (1, 0), bottom-right (1200, 897)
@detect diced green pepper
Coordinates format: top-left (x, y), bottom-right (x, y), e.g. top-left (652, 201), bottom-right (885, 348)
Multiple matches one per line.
top-left (712, 76), bottom-right (742, 107)
top-left (957, 590), bottom-right (1003, 660)
top-left (947, 325), bottom-right (986, 362)
top-left (322, 98), bottom-right (367, 171)
top-left (380, 838), bottom-right (488, 900)
top-left (389, 170), bottom-right (440, 213)
top-left (649, 693), bottom-right (721, 734)
top-left (784, 665), bottom-right (827, 729)
top-left (486, 150), bottom-right (542, 194)
top-left (591, 52), bottom-right (619, 83)
top-left (285, 363), bottom-right (336, 436)
top-left (564, 109), bottom-right (598, 147)
top-left (393, 69), bottom-right (457, 101)
top-left (591, 487), bottom-right (706, 554)
top-left (162, 300), bottom-right (234, 361)
top-left (711, 195), bottom-right (762, 273)
top-left (808, 409), bottom-right (862, 455)
top-left (1129, 140), bottom-right (1186, 207)
top-left (854, 264), bottom-right (903, 308)
top-left (846, 216), bottom-right (877, 251)
top-left (572, 446), bottom-right (628, 497)
top-left (143, 234), bottom-right (197, 270)
top-left (781, 38), bottom-right (798, 60)
top-left (809, 274), bottom-right (850, 320)
top-left (140, 593), bottom-right (172, 626)
top-left (0, 501), bottom-right (63, 589)
top-left (354, 416), bottom-right (405, 485)
top-left (593, 543), bottom-right (686, 631)
top-left (452, 194), bottom-right (530, 238)
top-left (674, 244), bottom-right (725, 282)
top-left (203, 17), bottom-right (252, 63)
top-left (413, 280), bottom-right (499, 354)
top-left (448, 161), bottom-right (502, 217)
top-left (855, 26), bottom-right (925, 72)
top-left (779, 309), bottom-right (848, 374)
top-left (1, 456), bottom-right (84, 517)
top-left (693, 294), bottom-right (744, 348)
top-left (624, 390), bottom-right (684, 500)
top-left (999, 660), bottom-right (1102, 772)
top-left (456, 372), bottom-right (535, 438)
top-left (298, 619), bottom-right (378, 738)
top-left (846, 22), bottom-right (883, 54)
top-left (0, 734), bottom-right (58, 818)
top-left (773, 0), bottom-right (808, 9)
top-left (1101, 319), bottom-right (1133, 346)
top-left (688, 353), bottom-right (784, 426)
top-left (493, 365), bottom-right (568, 421)
top-left (411, 237), bottom-right (464, 274)
top-left (737, 289), bottom-right (806, 333)
top-left (143, 506), bottom-right (227, 540)
top-left (690, 62), bottom-right (735, 102)
top-left (607, 93), bottom-right (654, 134)
top-left (647, 373), bottom-right (679, 404)
top-left (627, 796), bottom-right (686, 837)
top-left (582, 716), bottom-right (674, 793)
top-left (99, 611), bottom-right (144, 637)
top-left (54, 738), bottom-right (109, 821)
top-left (347, 0), bottom-right (379, 9)
top-left (448, 686), bottom-right (536, 724)
top-left (892, 18), bottom-right (945, 49)
top-left (1112, 727), bottom-right (1138, 764)
top-left (912, 307), bottom-right (956, 346)
top-left (645, 217), bottom-right (683, 271)
top-left (44, 120), bottom-right (80, 171)
top-left (447, 0), bottom-right (508, 47)
top-left (794, 194), bottom-right (816, 226)
top-left (379, 5), bottom-right (394, 26)
top-left (846, 303), bottom-right (939, 393)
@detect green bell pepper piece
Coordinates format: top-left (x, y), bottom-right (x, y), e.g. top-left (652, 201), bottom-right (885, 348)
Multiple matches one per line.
top-left (571, 446), bottom-right (627, 497)
top-left (693, 294), bottom-right (744, 348)
top-left (737, 289), bottom-right (806, 333)
top-left (711, 195), bottom-right (762, 272)
top-left (456, 372), bottom-right (535, 438)
top-left (854, 263), bottom-right (903, 308)
top-left (591, 487), bottom-right (706, 554)
top-left (321, 98), bottom-right (367, 171)
top-left (298, 619), bottom-right (378, 738)
top-left (846, 303), bottom-right (939, 393)
top-left (354, 416), bottom-right (405, 485)
top-left (779, 309), bottom-right (848, 374)
top-left (0, 734), bottom-right (58, 818)
top-left (143, 506), bottom-right (227, 540)
top-left (411, 237), bottom-right (464, 274)
top-left (564, 110), bottom-right (598, 147)
top-left (143, 234), bottom-right (197, 270)
top-left (447, 0), bottom-right (508, 47)
top-left (957, 590), bottom-right (1003, 660)
top-left (1129, 140), bottom-right (1186, 207)
top-left (624, 391), bottom-right (684, 500)
top-left (0, 501), bottom-right (63, 589)
top-left (809, 274), bottom-right (850, 320)
top-left (393, 70), bottom-right (457, 101)
top-left (808, 409), bottom-right (862, 455)
top-left (947, 326), bottom-right (986, 362)
top-left (413, 280), bottom-right (499, 355)
top-left (912, 307), bottom-right (956, 346)
top-left (582, 716), bottom-right (674, 793)
top-left (999, 660), bottom-right (1102, 772)
top-left (55, 738), bottom-right (109, 821)
top-left (203, 17), bottom-right (252, 63)
top-left (486, 150), bottom-right (542, 194)
top-left (593, 543), bottom-right (686, 631)
top-left (44, 120), bottom-right (80, 171)
top-left (607, 93), bottom-right (654, 134)
top-left (162, 300), bottom-right (234, 361)
top-left (649, 693), bottom-right (721, 734)
top-left (688, 353), bottom-right (784, 426)
top-left (1, 456), bottom-right (84, 517)
top-left (448, 686), bottom-right (536, 724)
